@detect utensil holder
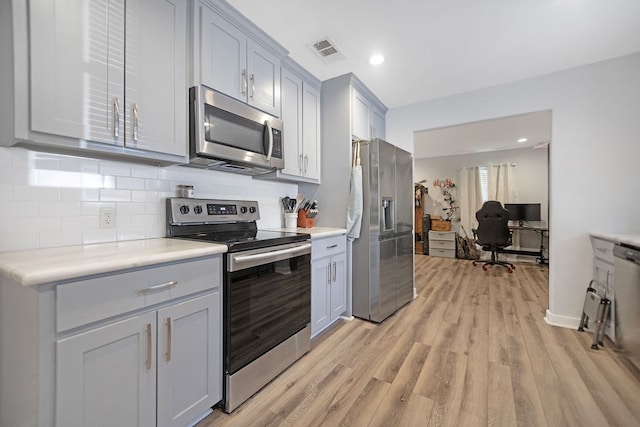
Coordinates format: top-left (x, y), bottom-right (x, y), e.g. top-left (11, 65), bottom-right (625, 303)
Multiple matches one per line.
top-left (284, 213), bottom-right (298, 229)
top-left (297, 210), bottom-right (315, 228)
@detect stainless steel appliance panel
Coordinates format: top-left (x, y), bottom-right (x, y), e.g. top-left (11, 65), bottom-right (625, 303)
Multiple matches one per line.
top-left (352, 139), bottom-right (414, 323)
top-left (397, 234), bottom-right (415, 308)
top-left (613, 244), bottom-right (640, 371)
top-left (395, 146), bottom-right (414, 236)
top-left (374, 237), bottom-right (397, 322)
top-left (378, 140), bottom-right (396, 238)
top-left (189, 86), bottom-right (284, 175)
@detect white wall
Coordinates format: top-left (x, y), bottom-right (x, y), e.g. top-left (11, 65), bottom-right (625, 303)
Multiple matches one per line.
top-left (387, 51), bottom-right (640, 328)
top-left (0, 146), bottom-right (297, 252)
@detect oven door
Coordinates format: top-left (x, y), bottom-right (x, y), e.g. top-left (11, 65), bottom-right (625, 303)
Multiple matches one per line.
top-left (224, 242), bottom-right (311, 375)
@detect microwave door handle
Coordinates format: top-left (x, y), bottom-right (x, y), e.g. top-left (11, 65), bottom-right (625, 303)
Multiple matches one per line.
top-left (265, 120), bottom-right (273, 161)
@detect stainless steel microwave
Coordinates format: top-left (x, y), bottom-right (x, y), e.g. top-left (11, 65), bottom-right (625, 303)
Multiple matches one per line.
top-left (188, 85), bottom-right (284, 175)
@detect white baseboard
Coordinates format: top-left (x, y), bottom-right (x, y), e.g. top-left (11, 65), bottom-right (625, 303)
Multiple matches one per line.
top-left (544, 309), bottom-right (581, 329)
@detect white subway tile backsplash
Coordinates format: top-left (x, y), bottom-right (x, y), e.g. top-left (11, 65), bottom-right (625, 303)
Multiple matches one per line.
top-left (117, 228), bottom-right (146, 241)
top-left (0, 147), bottom-right (296, 253)
top-left (61, 216), bottom-right (100, 232)
top-left (131, 165), bottom-right (158, 179)
top-left (100, 188), bottom-right (131, 202)
top-left (100, 161), bottom-right (132, 177)
top-left (146, 179), bottom-right (172, 192)
top-left (40, 231), bottom-right (82, 248)
top-left (13, 185), bottom-right (60, 201)
top-left (38, 201), bottom-right (82, 217)
top-left (82, 229), bottom-right (117, 245)
top-left (116, 202), bottom-right (146, 215)
top-left (38, 170), bottom-right (82, 188)
top-left (14, 216), bottom-right (60, 233)
top-left (117, 176), bottom-right (146, 190)
top-left (60, 157), bottom-right (100, 173)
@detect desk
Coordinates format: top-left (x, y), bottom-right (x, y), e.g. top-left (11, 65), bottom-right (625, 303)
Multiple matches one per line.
top-left (472, 224), bottom-right (549, 264)
top-left (500, 224), bottom-right (548, 264)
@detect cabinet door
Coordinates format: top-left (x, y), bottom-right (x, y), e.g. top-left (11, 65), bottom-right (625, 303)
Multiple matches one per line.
top-left (247, 39), bottom-right (281, 116)
top-left (311, 259), bottom-right (331, 337)
top-left (330, 252), bottom-right (347, 320)
top-left (157, 292), bottom-right (221, 427)
top-left (30, 0), bottom-right (125, 146)
top-left (371, 105), bottom-right (386, 140)
top-left (351, 88), bottom-right (371, 140)
top-left (302, 83), bottom-right (321, 180)
top-left (280, 68), bottom-right (303, 176)
top-left (199, 6), bottom-right (247, 102)
top-left (56, 312), bottom-right (157, 427)
top-left (125, 0), bottom-right (188, 156)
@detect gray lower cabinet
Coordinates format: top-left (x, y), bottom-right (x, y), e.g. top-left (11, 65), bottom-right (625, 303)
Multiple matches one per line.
top-left (311, 235), bottom-right (347, 338)
top-left (0, 256), bottom-right (222, 427)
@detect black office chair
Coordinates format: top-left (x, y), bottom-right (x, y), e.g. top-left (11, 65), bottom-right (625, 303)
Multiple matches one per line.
top-left (472, 201), bottom-right (516, 273)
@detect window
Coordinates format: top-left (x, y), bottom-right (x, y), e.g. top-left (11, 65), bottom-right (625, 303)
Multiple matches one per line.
top-left (479, 166), bottom-right (488, 201)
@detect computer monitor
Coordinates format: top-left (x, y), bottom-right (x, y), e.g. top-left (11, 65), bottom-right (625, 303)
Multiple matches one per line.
top-left (503, 203), bottom-right (541, 226)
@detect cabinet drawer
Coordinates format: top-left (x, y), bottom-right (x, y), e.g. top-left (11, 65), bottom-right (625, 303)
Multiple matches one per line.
top-left (429, 231), bottom-right (456, 241)
top-left (429, 240), bottom-right (455, 250)
top-left (56, 256), bottom-right (221, 332)
top-left (311, 235), bottom-right (346, 260)
top-left (591, 237), bottom-right (615, 264)
top-left (429, 248), bottom-right (456, 259)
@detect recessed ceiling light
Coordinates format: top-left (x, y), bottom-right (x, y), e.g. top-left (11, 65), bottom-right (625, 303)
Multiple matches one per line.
top-left (517, 138), bottom-right (528, 143)
top-left (369, 54), bottom-right (384, 65)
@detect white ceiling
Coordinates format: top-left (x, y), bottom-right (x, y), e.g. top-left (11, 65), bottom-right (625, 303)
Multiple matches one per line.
top-left (413, 110), bottom-right (552, 159)
top-left (226, 0), bottom-right (640, 109)
top-left (226, 0), bottom-right (638, 158)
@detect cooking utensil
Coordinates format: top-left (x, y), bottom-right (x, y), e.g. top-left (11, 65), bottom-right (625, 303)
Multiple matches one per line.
top-left (282, 197), bottom-right (291, 212)
top-left (294, 193), bottom-right (304, 213)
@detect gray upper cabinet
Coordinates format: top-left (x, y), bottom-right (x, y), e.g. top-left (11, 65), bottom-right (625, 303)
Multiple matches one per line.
top-left (262, 58), bottom-right (321, 183)
top-left (193, 0), bottom-right (286, 117)
top-left (1, 0), bottom-right (189, 163)
top-left (351, 86), bottom-right (387, 141)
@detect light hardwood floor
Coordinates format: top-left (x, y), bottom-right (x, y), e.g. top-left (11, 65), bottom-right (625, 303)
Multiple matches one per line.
top-left (200, 256), bottom-right (640, 426)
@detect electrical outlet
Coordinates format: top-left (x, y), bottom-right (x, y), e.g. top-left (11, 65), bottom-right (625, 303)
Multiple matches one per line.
top-left (99, 207), bottom-right (116, 229)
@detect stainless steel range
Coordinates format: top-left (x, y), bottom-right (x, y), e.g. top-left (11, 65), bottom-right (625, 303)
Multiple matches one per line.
top-left (166, 198), bottom-right (311, 413)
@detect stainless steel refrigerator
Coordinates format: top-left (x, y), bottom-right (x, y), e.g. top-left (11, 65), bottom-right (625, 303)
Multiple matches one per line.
top-left (352, 139), bottom-right (414, 322)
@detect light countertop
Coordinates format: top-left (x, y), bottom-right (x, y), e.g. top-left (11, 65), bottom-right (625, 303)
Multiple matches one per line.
top-left (0, 238), bottom-right (227, 287)
top-left (590, 232), bottom-right (640, 249)
top-left (268, 227), bottom-right (347, 239)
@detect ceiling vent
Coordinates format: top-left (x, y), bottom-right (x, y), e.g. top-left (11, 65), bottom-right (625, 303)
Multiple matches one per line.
top-left (308, 37), bottom-right (345, 63)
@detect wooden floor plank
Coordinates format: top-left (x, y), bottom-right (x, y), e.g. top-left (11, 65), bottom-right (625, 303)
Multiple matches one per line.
top-left (198, 257), bottom-right (640, 427)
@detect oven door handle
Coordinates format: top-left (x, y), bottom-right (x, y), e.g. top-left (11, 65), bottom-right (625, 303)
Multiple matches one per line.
top-left (233, 243), bottom-right (311, 264)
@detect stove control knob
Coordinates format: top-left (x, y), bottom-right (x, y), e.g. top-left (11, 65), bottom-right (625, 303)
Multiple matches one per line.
top-left (240, 206), bottom-right (247, 214)
top-left (179, 205), bottom-right (190, 215)
top-left (193, 205), bottom-right (203, 214)
top-left (249, 206), bottom-right (256, 214)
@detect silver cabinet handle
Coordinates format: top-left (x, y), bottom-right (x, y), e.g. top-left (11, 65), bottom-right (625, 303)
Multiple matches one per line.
top-left (250, 74), bottom-right (255, 99)
top-left (145, 323), bottom-right (152, 370)
top-left (131, 103), bottom-right (139, 143)
top-left (113, 97), bottom-right (120, 138)
top-left (241, 69), bottom-right (247, 95)
top-left (165, 317), bottom-right (172, 362)
top-left (298, 154), bottom-right (303, 171)
top-left (265, 120), bottom-right (273, 161)
top-left (332, 261), bottom-right (337, 282)
top-left (304, 155), bottom-right (308, 173)
top-left (137, 280), bottom-right (178, 293)
top-left (326, 244), bottom-right (338, 249)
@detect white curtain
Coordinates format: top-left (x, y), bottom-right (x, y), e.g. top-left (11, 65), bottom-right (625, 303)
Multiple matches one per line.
top-left (457, 166), bottom-right (483, 238)
top-left (488, 163), bottom-right (518, 203)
